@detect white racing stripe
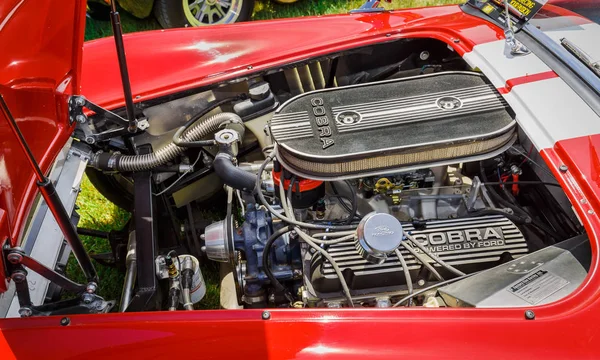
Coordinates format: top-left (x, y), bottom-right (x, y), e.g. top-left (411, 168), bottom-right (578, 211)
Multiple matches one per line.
top-left (505, 77), bottom-right (600, 149)
top-left (462, 40), bottom-right (552, 88)
top-left (463, 29), bottom-right (600, 149)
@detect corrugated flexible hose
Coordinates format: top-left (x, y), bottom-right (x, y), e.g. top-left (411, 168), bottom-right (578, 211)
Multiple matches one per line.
top-left (91, 112), bottom-right (242, 172)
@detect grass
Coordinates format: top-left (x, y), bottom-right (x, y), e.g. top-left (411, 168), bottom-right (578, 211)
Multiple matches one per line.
top-left (76, 0), bottom-right (460, 309)
top-left (84, 0), bottom-right (462, 40)
top-left (67, 176), bottom-right (130, 305)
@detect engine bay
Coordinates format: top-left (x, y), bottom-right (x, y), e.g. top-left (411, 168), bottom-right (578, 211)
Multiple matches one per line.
top-left (11, 37), bottom-right (589, 314)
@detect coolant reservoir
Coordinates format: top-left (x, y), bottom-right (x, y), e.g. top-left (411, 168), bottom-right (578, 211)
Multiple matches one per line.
top-left (177, 255), bottom-right (206, 304)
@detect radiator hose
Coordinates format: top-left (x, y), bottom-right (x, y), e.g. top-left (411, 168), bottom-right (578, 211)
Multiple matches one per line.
top-left (90, 112), bottom-right (243, 172)
top-left (213, 153), bottom-right (256, 192)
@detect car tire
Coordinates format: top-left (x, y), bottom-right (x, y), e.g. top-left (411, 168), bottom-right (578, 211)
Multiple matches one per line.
top-left (154, 0), bottom-right (254, 28)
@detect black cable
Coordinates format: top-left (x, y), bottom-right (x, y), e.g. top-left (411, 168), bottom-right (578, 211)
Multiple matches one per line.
top-left (479, 164), bottom-right (560, 242)
top-left (287, 176), bottom-right (297, 210)
top-left (77, 228), bottom-right (109, 239)
top-left (344, 180), bottom-right (358, 225)
top-left (392, 272), bottom-right (478, 307)
top-left (330, 181), bottom-right (358, 225)
top-left (482, 181), bottom-right (562, 187)
top-left (255, 154), bottom-right (357, 231)
top-left (167, 250), bottom-right (181, 270)
top-left (262, 225), bottom-right (294, 302)
top-left (183, 95), bottom-right (245, 133)
top-left (465, 209), bottom-right (531, 224)
top-left (172, 95), bottom-right (246, 147)
top-left (331, 182), bottom-right (352, 213)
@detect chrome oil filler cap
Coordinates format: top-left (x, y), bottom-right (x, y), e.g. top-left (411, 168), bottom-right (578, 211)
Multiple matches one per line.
top-left (355, 212), bottom-right (403, 264)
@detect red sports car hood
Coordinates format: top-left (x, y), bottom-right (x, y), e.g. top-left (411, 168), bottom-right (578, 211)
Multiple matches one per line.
top-left (0, 0), bottom-right (87, 255)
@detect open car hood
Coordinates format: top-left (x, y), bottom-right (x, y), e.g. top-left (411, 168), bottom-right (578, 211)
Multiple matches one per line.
top-left (0, 0), bottom-right (87, 262)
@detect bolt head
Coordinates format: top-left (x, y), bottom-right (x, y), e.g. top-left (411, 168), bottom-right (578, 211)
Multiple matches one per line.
top-left (12, 272), bottom-right (26, 282)
top-left (85, 136), bottom-right (95, 144)
top-left (453, 38), bottom-right (460, 43)
top-left (82, 293), bottom-right (94, 304)
top-left (7, 253), bottom-right (22, 264)
top-left (60, 317), bottom-right (70, 326)
top-left (419, 51), bottom-right (430, 61)
top-left (261, 310), bottom-right (271, 320)
top-left (559, 165), bottom-right (568, 173)
top-left (524, 310), bottom-right (535, 320)
top-left (86, 282), bottom-right (98, 293)
top-left (75, 97), bottom-right (85, 106)
top-left (75, 115), bottom-right (86, 123)
top-left (18, 308), bottom-right (32, 317)
top-left (417, 279), bottom-right (426, 287)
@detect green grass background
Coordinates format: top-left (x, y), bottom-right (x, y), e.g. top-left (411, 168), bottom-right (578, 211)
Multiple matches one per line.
top-left (85, 0), bottom-right (461, 40)
top-left (77, 0), bottom-right (459, 309)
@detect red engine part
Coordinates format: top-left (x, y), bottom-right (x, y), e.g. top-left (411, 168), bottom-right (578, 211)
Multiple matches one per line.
top-left (272, 170), bottom-right (323, 193)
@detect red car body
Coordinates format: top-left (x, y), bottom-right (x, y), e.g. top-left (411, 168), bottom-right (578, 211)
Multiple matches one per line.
top-left (1, 0), bottom-right (600, 358)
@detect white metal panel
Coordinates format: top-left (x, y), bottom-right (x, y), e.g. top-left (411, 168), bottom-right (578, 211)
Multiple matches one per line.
top-left (504, 77), bottom-right (600, 149)
top-left (462, 40), bottom-right (552, 88)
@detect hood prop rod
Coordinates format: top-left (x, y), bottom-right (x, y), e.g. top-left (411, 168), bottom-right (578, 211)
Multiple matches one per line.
top-left (110, 0), bottom-right (137, 133)
top-left (0, 95), bottom-right (99, 285)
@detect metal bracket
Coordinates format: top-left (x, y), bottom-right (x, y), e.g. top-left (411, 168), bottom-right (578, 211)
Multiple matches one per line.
top-left (69, 95), bottom-right (149, 144)
top-left (68, 96), bottom-right (87, 126)
top-left (5, 248), bottom-right (87, 294)
top-left (4, 248), bottom-right (114, 317)
top-left (70, 95), bottom-right (133, 128)
top-left (502, 0), bottom-right (530, 57)
top-left (504, 28), bottom-right (531, 56)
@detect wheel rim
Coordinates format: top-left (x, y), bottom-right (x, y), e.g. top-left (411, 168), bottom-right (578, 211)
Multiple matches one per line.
top-left (183, 0), bottom-right (243, 26)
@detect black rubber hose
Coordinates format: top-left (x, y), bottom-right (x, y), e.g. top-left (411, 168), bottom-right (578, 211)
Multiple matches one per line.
top-left (262, 226), bottom-right (294, 302)
top-left (213, 153), bottom-right (256, 192)
top-left (181, 95), bottom-right (245, 134)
